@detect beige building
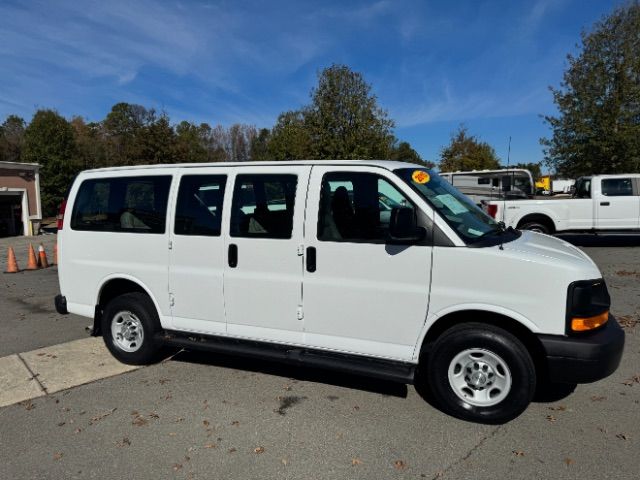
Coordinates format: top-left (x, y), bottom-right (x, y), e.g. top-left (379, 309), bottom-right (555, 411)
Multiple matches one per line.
top-left (0, 161), bottom-right (42, 236)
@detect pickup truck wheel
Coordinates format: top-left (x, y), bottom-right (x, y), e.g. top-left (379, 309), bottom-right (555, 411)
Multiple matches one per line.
top-left (519, 221), bottom-right (549, 234)
top-left (426, 323), bottom-right (536, 424)
top-left (101, 292), bottom-right (165, 365)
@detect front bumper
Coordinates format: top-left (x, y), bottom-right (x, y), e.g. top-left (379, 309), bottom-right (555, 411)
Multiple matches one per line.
top-left (537, 315), bottom-right (624, 384)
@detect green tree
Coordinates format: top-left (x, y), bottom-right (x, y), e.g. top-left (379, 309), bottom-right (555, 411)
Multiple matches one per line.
top-left (390, 141), bottom-right (433, 167)
top-left (0, 115), bottom-right (26, 163)
top-left (71, 116), bottom-right (106, 170)
top-left (22, 110), bottom-right (78, 215)
top-left (305, 64), bottom-right (395, 159)
top-left (542, 3), bottom-right (640, 176)
top-left (174, 121), bottom-right (209, 162)
top-left (103, 102), bottom-right (149, 165)
top-left (267, 110), bottom-right (312, 160)
top-left (141, 112), bottom-right (176, 164)
top-left (264, 64), bottom-right (418, 161)
top-left (439, 126), bottom-right (500, 172)
top-left (250, 128), bottom-right (271, 161)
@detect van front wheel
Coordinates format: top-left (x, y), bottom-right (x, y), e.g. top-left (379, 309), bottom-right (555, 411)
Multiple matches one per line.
top-left (101, 292), bottom-right (164, 365)
top-left (426, 323), bottom-right (536, 424)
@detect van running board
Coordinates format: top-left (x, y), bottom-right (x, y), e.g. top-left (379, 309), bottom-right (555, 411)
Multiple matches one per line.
top-left (158, 330), bottom-right (416, 385)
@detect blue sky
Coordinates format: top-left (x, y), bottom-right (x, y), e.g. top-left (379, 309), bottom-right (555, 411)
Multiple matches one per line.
top-left (0, 0), bottom-right (620, 167)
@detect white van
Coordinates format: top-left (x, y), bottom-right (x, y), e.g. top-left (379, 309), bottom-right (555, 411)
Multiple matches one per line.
top-left (55, 161), bottom-right (624, 423)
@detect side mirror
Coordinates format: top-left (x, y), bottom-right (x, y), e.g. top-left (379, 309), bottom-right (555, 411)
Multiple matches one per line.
top-left (388, 207), bottom-right (425, 243)
top-left (501, 176), bottom-right (512, 192)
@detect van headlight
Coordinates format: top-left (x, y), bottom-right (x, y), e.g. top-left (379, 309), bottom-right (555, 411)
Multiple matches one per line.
top-left (566, 280), bottom-right (610, 333)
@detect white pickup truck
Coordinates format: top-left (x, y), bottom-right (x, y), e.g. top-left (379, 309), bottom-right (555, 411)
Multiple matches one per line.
top-left (483, 174), bottom-right (640, 234)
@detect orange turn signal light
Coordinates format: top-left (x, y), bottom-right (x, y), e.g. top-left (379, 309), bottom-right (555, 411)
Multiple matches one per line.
top-left (571, 311), bottom-right (609, 332)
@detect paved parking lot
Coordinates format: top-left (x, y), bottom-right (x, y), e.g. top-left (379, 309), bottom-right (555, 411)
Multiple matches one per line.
top-left (0, 234), bottom-right (638, 479)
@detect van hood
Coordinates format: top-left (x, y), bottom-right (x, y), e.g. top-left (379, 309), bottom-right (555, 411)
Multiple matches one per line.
top-left (501, 230), bottom-right (600, 276)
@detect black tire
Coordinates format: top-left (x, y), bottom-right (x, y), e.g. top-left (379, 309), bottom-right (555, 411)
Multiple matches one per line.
top-left (101, 292), bottom-right (165, 365)
top-left (424, 323), bottom-right (536, 424)
top-left (519, 221), bottom-right (550, 234)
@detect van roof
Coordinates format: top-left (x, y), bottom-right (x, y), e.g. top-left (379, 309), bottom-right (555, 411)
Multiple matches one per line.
top-left (80, 159), bottom-right (426, 174)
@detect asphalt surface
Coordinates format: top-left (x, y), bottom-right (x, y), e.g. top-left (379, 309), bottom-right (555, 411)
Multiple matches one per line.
top-left (0, 233), bottom-right (638, 479)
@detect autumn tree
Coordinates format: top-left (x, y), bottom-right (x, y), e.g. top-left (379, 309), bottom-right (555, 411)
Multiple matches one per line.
top-left (439, 126), bottom-right (500, 172)
top-left (542, 2), bottom-right (640, 176)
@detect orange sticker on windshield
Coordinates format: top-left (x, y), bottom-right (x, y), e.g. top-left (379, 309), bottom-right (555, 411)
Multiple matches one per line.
top-left (412, 170), bottom-right (430, 184)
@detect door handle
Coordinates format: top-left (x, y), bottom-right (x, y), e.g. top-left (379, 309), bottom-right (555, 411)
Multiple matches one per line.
top-left (306, 246), bottom-right (316, 272)
top-left (600, 201), bottom-right (610, 206)
top-left (228, 244), bottom-right (238, 268)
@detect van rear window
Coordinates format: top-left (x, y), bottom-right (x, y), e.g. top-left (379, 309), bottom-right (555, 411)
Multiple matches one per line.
top-left (70, 176), bottom-right (172, 233)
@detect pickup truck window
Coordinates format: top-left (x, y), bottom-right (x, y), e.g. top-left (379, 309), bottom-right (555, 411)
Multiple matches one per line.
top-left (601, 178), bottom-right (633, 196)
top-left (395, 168), bottom-right (502, 245)
top-left (574, 178), bottom-right (591, 198)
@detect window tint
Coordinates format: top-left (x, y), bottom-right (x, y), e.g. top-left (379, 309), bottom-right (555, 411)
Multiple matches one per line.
top-left (477, 178), bottom-right (490, 185)
top-left (602, 178), bottom-right (633, 197)
top-left (71, 176), bottom-right (172, 233)
top-left (175, 175), bottom-right (226, 236)
top-left (318, 172), bottom-right (414, 243)
top-left (574, 178), bottom-right (591, 198)
top-left (230, 174), bottom-right (297, 238)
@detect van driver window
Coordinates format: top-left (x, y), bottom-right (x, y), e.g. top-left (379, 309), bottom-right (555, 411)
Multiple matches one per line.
top-left (230, 174), bottom-right (297, 239)
top-left (318, 172), bottom-right (414, 243)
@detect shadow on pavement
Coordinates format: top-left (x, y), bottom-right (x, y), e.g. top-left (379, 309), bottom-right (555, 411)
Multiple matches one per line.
top-left (556, 233), bottom-right (640, 247)
top-left (169, 349), bottom-right (409, 398)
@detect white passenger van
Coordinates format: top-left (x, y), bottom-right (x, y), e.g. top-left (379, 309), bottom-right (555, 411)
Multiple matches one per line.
top-left (55, 161), bottom-right (624, 423)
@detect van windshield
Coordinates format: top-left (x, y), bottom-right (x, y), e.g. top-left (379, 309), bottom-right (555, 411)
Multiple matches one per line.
top-left (395, 168), bottom-right (502, 244)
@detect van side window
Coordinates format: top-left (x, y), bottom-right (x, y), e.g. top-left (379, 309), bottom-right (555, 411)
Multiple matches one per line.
top-left (70, 176), bottom-right (171, 233)
top-left (230, 174), bottom-right (297, 239)
top-left (318, 172), bottom-right (414, 243)
top-left (601, 178), bottom-right (633, 197)
top-left (175, 175), bottom-right (226, 236)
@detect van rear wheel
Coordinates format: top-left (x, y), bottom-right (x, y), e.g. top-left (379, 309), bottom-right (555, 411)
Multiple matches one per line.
top-left (101, 292), bottom-right (164, 365)
top-left (425, 323), bottom-right (536, 424)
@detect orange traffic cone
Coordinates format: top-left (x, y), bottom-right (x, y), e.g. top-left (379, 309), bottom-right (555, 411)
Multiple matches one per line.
top-left (52, 244), bottom-right (58, 266)
top-left (38, 244), bottom-right (49, 268)
top-left (25, 244), bottom-right (39, 270)
top-left (5, 247), bottom-right (20, 273)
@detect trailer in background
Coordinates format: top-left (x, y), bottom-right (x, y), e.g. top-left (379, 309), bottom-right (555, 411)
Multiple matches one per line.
top-left (439, 168), bottom-right (534, 204)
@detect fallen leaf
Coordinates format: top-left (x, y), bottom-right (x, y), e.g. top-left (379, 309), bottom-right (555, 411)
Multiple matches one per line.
top-left (281, 458), bottom-right (288, 466)
top-left (74, 428), bottom-right (82, 434)
top-left (546, 415), bottom-right (557, 423)
top-left (564, 458), bottom-right (574, 466)
top-left (168, 432), bottom-right (177, 436)
top-left (132, 415), bottom-right (148, 427)
top-left (621, 375), bottom-right (640, 386)
top-left (590, 395), bottom-right (606, 402)
top-left (204, 443), bottom-right (217, 449)
top-left (254, 447), bottom-right (265, 454)
top-left (149, 412), bottom-right (160, 419)
top-left (116, 437), bottom-right (131, 447)
top-left (203, 420), bottom-right (210, 427)
top-left (228, 448), bottom-right (237, 453)
top-left (352, 458), bottom-right (363, 465)
top-left (393, 460), bottom-right (407, 470)
top-left (53, 452), bottom-right (63, 461)
top-left (231, 421), bottom-right (240, 427)
top-left (616, 433), bottom-right (629, 441)
top-left (353, 405), bottom-right (360, 411)
top-left (159, 378), bottom-right (171, 384)
top-left (89, 408), bottom-right (116, 425)
top-left (172, 463), bottom-right (182, 471)
top-left (512, 450), bottom-right (525, 457)
top-left (175, 417), bottom-right (185, 423)
top-left (57, 422), bottom-right (65, 427)
top-left (548, 405), bottom-right (567, 411)
top-left (21, 400), bottom-right (35, 411)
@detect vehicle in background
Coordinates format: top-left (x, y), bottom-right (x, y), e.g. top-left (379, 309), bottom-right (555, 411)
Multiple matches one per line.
top-left (440, 169), bottom-right (534, 204)
top-left (535, 176), bottom-right (575, 196)
top-left (483, 174), bottom-right (640, 234)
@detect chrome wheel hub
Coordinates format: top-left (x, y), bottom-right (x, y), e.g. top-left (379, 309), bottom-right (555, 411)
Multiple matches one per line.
top-left (111, 311), bottom-right (144, 353)
top-left (448, 348), bottom-right (512, 407)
